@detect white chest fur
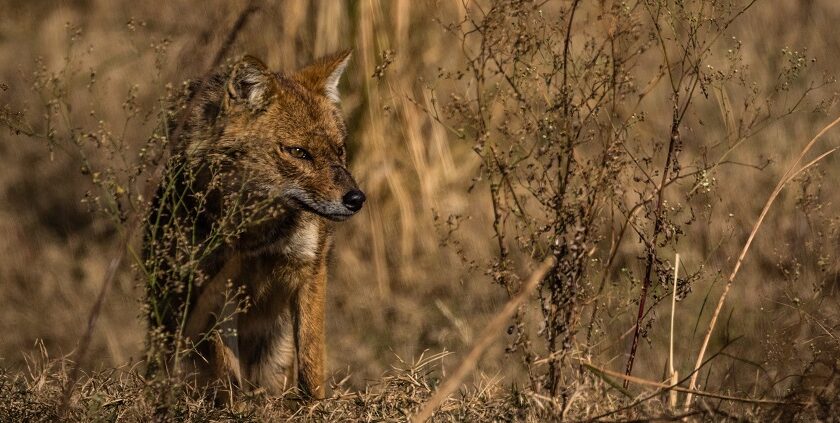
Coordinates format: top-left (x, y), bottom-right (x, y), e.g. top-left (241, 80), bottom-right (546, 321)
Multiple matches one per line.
top-left (279, 220), bottom-right (320, 261)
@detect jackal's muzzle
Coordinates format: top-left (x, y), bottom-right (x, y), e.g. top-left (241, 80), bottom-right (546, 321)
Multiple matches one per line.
top-left (284, 185), bottom-right (365, 221)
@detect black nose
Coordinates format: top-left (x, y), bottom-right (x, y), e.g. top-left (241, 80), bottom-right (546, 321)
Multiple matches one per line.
top-left (342, 189), bottom-right (366, 212)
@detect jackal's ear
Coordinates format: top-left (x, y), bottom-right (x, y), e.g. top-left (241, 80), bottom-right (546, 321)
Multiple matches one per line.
top-left (293, 50), bottom-right (352, 103)
top-left (224, 56), bottom-right (275, 111)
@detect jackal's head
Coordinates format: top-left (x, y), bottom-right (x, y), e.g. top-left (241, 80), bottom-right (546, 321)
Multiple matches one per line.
top-left (192, 50), bottom-right (365, 221)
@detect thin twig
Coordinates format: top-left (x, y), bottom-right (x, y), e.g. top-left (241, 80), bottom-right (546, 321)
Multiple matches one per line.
top-left (168, 2), bottom-right (259, 151)
top-left (412, 257), bottom-right (556, 423)
top-left (578, 410), bottom-right (703, 423)
top-left (585, 362), bottom-right (808, 406)
top-left (668, 253), bottom-right (679, 409)
top-left (624, 103), bottom-right (680, 386)
top-left (684, 115), bottom-right (840, 409)
top-left (580, 341), bottom-right (742, 422)
top-left (624, 3), bottom-right (684, 384)
top-left (57, 3), bottom-right (259, 415)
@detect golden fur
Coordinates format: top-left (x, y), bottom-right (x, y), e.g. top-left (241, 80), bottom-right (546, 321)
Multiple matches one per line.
top-left (144, 50), bottom-right (362, 399)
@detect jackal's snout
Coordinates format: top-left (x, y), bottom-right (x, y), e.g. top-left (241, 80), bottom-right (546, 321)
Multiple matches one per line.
top-left (332, 164), bottom-right (365, 215)
top-left (342, 189), bottom-right (366, 212)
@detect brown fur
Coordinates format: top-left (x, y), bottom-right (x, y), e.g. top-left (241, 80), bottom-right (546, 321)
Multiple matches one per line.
top-left (144, 50), bottom-right (362, 399)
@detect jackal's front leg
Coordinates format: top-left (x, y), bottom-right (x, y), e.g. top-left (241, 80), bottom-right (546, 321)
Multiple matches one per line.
top-left (293, 265), bottom-right (327, 399)
top-left (213, 303), bottom-right (242, 393)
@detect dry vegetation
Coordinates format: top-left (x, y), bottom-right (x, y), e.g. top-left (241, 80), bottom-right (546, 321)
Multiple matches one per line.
top-left (2, 0), bottom-right (840, 421)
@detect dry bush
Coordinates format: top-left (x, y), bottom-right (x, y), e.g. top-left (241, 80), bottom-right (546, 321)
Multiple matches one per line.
top-left (2, 0), bottom-right (840, 421)
top-left (431, 0), bottom-right (839, 412)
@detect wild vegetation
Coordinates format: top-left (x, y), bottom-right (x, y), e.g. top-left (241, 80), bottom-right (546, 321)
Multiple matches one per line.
top-left (2, 0), bottom-right (840, 421)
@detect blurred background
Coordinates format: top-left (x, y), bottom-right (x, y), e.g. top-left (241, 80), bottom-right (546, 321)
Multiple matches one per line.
top-left (2, 0), bottom-right (840, 401)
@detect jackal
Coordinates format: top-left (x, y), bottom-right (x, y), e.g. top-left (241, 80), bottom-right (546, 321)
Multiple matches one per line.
top-left (144, 50), bottom-right (363, 399)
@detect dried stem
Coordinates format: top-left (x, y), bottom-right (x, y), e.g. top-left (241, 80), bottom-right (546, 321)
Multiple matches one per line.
top-left (684, 115), bottom-right (840, 409)
top-left (412, 257), bottom-right (556, 423)
top-left (585, 362), bottom-right (808, 406)
top-left (624, 102), bottom-right (680, 386)
top-left (623, 2), bottom-right (686, 384)
top-left (668, 253), bottom-right (680, 409)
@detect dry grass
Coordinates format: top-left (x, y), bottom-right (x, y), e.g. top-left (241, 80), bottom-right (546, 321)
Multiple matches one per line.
top-left (2, 0), bottom-right (840, 421)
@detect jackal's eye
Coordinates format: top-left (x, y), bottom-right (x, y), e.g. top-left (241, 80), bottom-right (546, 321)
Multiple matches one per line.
top-left (284, 146), bottom-right (313, 161)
